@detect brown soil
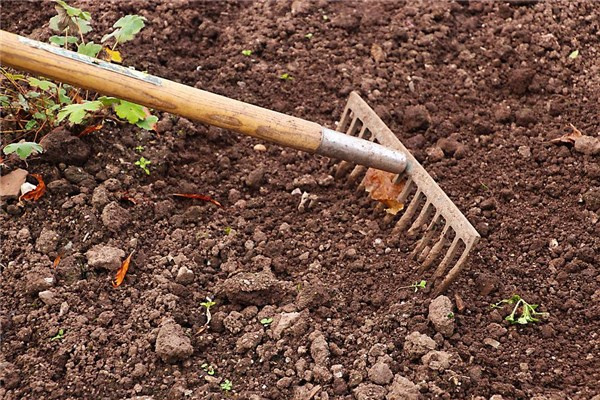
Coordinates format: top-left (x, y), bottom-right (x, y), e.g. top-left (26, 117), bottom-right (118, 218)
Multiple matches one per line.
top-left (1, 1), bottom-right (599, 399)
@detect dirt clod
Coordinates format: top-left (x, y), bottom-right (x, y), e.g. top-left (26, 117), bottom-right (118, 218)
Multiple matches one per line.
top-left (39, 127), bottom-right (91, 165)
top-left (403, 105), bottom-right (431, 132)
top-left (428, 295), bottom-right (455, 337)
top-left (155, 318), bottom-right (194, 363)
top-left (386, 375), bottom-right (419, 400)
top-left (221, 269), bottom-right (290, 305)
top-left (353, 383), bottom-right (387, 400)
top-left (35, 228), bottom-right (60, 255)
top-left (368, 362), bottom-right (393, 385)
top-left (101, 201), bottom-right (131, 232)
top-left (85, 245), bottom-right (125, 271)
top-left (403, 331), bottom-right (436, 359)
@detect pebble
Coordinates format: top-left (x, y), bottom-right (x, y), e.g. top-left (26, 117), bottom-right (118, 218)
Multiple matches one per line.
top-left (155, 318), bottom-right (194, 363)
top-left (483, 338), bottom-right (501, 349)
top-left (253, 144), bottom-right (267, 152)
top-left (38, 290), bottom-right (59, 305)
top-left (518, 145), bottom-right (531, 158)
top-left (368, 362), bottom-right (393, 385)
top-left (25, 273), bottom-right (54, 295)
top-left (403, 331), bottom-right (436, 359)
top-left (35, 228), bottom-right (60, 255)
top-left (426, 146), bottom-right (444, 162)
top-left (245, 167), bottom-right (265, 188)
top-left (574, 135), bottom-right (600, 155)
top-left (175, 266), bottom-right (194, 285)
top-left (86, 245), bottom-right (125, 271)
top-left (428, 295), bottom-right (455, 337)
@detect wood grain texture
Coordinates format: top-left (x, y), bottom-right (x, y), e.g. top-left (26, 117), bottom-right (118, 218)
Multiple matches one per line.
top-left (0, 30), bottom-right (323, 152)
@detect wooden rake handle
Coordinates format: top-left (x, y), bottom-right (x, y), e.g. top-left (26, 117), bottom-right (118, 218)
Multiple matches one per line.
top-left (0, 30), bottom-right (406, 174)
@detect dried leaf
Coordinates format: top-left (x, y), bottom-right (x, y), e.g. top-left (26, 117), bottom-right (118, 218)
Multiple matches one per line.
top-left (363, 169), bottom-right (405, 215)
top-left (53, 254), bottom-right (62, 269)
top-left (112, 251), bottom-right (134, 288)
top-left (19, 174), bottom-right (46, 202)
top-left (119, 192), bottom-right (138, 205)
top-left (78, 124), bottom-right (103, 137)
top-left (104, 48), bottom-right (122, 63)
top-left (172, 193), bottom-right (223, 207)
top-left (550, 123), bottom-right (583, 145)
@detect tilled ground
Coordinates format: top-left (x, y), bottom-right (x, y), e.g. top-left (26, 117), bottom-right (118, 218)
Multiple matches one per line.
top-left (1, 1), bottom-right (599, 399)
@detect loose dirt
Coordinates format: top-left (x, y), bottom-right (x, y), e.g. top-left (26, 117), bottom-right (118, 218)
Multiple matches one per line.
top-left (1, 1), bottom-right (599, 399)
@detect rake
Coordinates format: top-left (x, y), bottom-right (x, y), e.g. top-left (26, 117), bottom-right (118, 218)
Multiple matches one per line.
top-left (0, 30), bottom-right (479, 294)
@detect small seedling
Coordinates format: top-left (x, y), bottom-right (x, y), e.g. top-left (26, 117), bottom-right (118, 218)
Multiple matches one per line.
top-left (50, 328), bottom-right (65, 341)
top-left (201, 363), bottom-right (215, 376)
top-left (134, 145), bottom-right (144, 152)
top-left (135, 156), bottom-right (151, 175)
top-left (447, 312), bottom-right (455, 319)
top-left (3, 142), bottom-right (43, 160)
top-left (260, 317), bottom-right (273, 326)
top-left (241, 49), bottom-right (252, 56)
top-left (279, 73), bottom-right (293, 81)
top-left (568, 49), bottom-right (579, 59)
top-left (304, 33), bottom-right (313, 39)
top-left (401, 280), bottom-right (427, 292)
top-left (224, 226), bottom-right (232, 235)
top-left (199, 297), bottom-right (216, 333)
top-left (491, 294), bottom-right (549, 325)
top-left (220, 379), bottom-right (233, 392)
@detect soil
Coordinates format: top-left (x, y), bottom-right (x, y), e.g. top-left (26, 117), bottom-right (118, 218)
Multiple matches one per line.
top-left (1, 1), bottom-right (599, 399)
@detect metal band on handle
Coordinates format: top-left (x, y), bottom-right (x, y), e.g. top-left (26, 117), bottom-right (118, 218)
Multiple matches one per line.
top-left (317, 128), bottom-right (407, 174)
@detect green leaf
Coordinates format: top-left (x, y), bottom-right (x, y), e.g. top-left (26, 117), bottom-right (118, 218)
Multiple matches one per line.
top-left (568, 49), bottom-right (579, 59)
top-left (54, 0), bottom-right (89, 19)
top-left (135, 115), bottom-right (158, 130)
top-left (97, 96), bottom-right (120, 106)
top-left (75, 17), bottom-right (92, 34)
top-left (57, 100), bottom-right (103, 124)
top-left (102, 15), bottom-right (146, 45)
top-left (77, 42), bottom-right (102, 57)
top-left (17, 93), bottom-right (29, 111)
top-left (241, 49), bottom-right (252, 56)
top-left (3, 142), bottom-right (44, 160)
top-left (33, 112), bottom-right (47, 120)
top-left (49, 35), bottom-right (79, 46)
top-left (28, 77), bottom-right (57, 91)
top-left (57, 88), bottom-right (72, 104)
top-left (114, 100), bottom-right (146, 124)
top-left (25, 120), bottom-right (38, 130)
top-left (26, 91), bottom-right (41, 98)
top-left (0, 96), bottom-right (9, 107)
top-left (279, 73), bottom-right (293, 80)
top-left (260, 317), bottom-right (273, 326)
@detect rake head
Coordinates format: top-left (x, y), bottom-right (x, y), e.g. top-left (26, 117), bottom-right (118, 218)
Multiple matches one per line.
top-left (334, 92), bottom-right (480, 295)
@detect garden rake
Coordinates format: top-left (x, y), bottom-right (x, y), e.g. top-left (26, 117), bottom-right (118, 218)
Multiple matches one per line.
top-left (0, 30), bottom-right (479, 294)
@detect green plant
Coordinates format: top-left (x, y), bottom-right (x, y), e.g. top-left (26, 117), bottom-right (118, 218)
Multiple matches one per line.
top-left (201, 363), bottom-right (215, 376)
top-left (135, 145), bottom-right (144, 152)
top-left (568, 49), bottom-right (579, 59)
top-left (279, 73), bottom-right (293, 81)
top-left (401, 280), bottom-right (427, 292)
top-left (3, 141), bottom-right (43, 160)
top-left (447, 312), bottom-right (455, 319)
top-left (241, 49), bottom-right (252, 56)
top-left (224, 226), bottom-right (232, 235)
top-left (491, 294), bottom-right (549, 325)
top-left (134, 156), bottom-right (151, 175)
top-left (260, 317), bottom-right (273, 326)
top-left (198, 297), bottom-right (216, 333)
top-left (50, 328), bottom-right (65, 341)
top-left (220, 379), bottom-right (232, 392)
top-left (304, 33), bottom-right (314, 39)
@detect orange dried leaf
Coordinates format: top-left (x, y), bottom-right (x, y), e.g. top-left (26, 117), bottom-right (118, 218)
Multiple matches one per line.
top-left (119, 192), bottom-right (138, 205)
top-left (112, 251), bottom-right (134, 288)
top-left (551, 123), bottom-right (583, 145)
top-left (172, 193), bottom-right (223, 207)
top-left (363, 169), bottom-right (405, 215)
top-left (19, 173), bottom-right (46, 202)
top-left (78, 124), bottom-right (103, 137)
top-left (53, 254), bottom-right (61, 269)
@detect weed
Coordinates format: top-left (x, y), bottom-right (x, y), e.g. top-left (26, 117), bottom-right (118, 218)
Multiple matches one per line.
top-left (304, 33), bottom-right (314, 39)
top-left (260, 317), bottom-right (273, 326)
top-left (401, 280), bottom-right (427, 292)
top-left (279, 73), bottom-right (293, 81)
top-left (220, 379), bottom-right (232, 392)
top-left (199, 297), bottom-right (216, 333)
top-left (491, 294), bottom-right (549, 325)
top-left (241, 49), bottom-right (252, 56)
top-left (3, 142), bottom-right (43, 160)
top-left (447, 312), bottom-right (455, 319)
top-left (135, 145), bottom-right (144, 152)
top-left (224, 226), bottom-right (232, 235)
top-left (50, 328), bottom-right (65, 341)
top-left (568, 49), bottom-right (579, 59)
top-left (201, 363), bottom-right (216, 376)
top-left (134, 156), bottom-right (151, 175)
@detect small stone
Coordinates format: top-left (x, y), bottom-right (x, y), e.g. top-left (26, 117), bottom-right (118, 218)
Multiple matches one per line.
top-left (235, 331), bottom-right (263, 353)
top-left (293, 174), bottom-right (318, 191)
top-left (25, 273), bottom-right (54, 295)
top-left (583, 188), bottom-right (600, 211)
top-left (310, 332), bottom-right (330, 365)
top-left (403, 105), bottom-right (431, 131)
top-left (92, 186), bottom-right (110, 208)
top-left (480, 198), bottom-right (497, 211)
top-left (39, 127), bottom-right (91, 165)
top-left (63, 166), bottom-right (93, 184)
top-left (386, 375), bottom-right (419, 400)
top-left (403, 331), bottom-right (436, 359)
top-left (493, 104), bottom-right (512, 123)
top-left (0, 168), bottom-right (28, 199)
top-left (245, 167), bottom-right (265, 188)
top-left (253, 144), bottom-right (267, 152)
top-left (101, 201), bottom-right (130, 232)
top-left (353, 383), bottom-right (387, 400)
top-left (437, 138), bottom-right (461, 156)
top-left (86, 245), bottom-right (125, 271)
top-left (220, 269), bottom-right (289, 306)
top-left (421, 350), bottom-right (452, 371)
top-left (368, 362), bottom-right (393, 385)
top-left (38, 290), bottom-right (59, 305)
top-left (574, 135), bottom-right (600, 155)
top-left (35, 228), bottom-right (60, 255)
top-left (518, 145), bottom-right (531, 158)
top-left (487, 322), bottom-right (508, 339)
top-left (155, 318), bottom-right (194, 363)
top-left (276, 376), bottom-right (293, 389)
top-left (371, 44), bottom-right (386, 63)
top-left (426, 146), bottom-right (444, 162)
top-left (331, 364), bottom-right (344, 379)
top-left (175, 266), bottom-right (194, 285)
top-left (428, 295), bottom-right (455, 337)
top-left (483, 338), bottom-right (501, 349)
top-left (317, 174), bottom-right (334, 187)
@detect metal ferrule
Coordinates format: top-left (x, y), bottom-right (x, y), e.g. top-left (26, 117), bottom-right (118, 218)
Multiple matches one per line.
top-left (317, 128), bottom-right (407, 174)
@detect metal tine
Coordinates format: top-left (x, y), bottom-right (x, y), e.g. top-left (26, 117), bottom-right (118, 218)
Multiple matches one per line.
top-left (434, 242), bottom-right (474, 295)
top-left (335, 119), bottom-right (364, 179)
top-left (393, 190), bottom-right (423, 233)
top-left (407, 201), bottom-right (433, 237)
top-left (338, 108), bottom-right (352, 132)
top-left (411, 211), bottom-right (441, 259)
top-left (431, 236), bottom-right (462, 281)
top-left (419, 223), bottom-right (450, 274)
